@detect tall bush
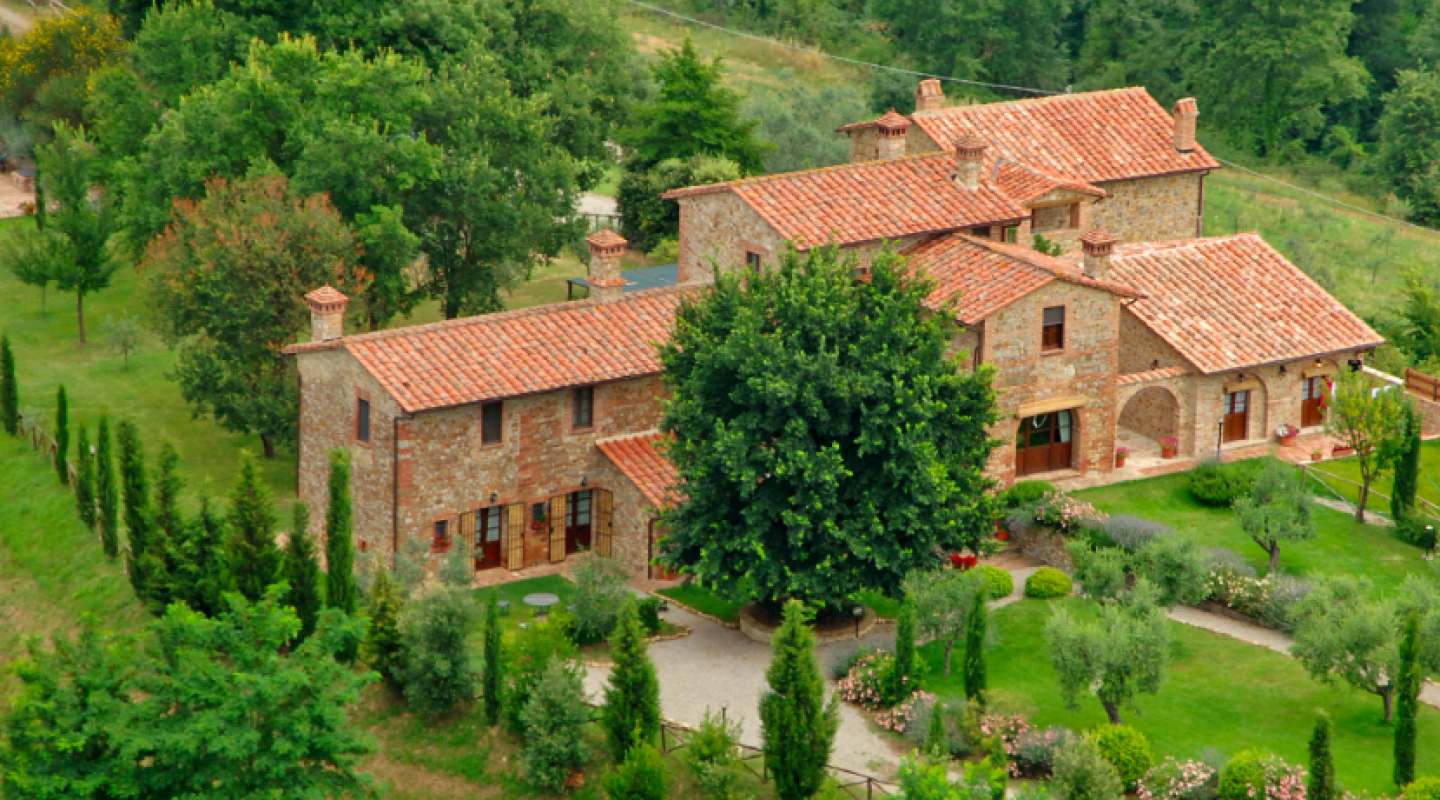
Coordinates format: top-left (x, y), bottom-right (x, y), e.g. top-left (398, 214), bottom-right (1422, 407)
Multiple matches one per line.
top-left (571, 551), bottom-right (630, 644)
top-left (282, 502), bottom-right (324, 643)
top-left (364, 561), bottom-right (405, 684)
top-left (325, 450), bottom-right (359, 616)
top-left (118, 419), bottom-right (160, 605)
top-left (760, 600), bottom-right (840, 800)
top-left (54, 385), bottom-right (68, 484)
top-left (602, 598), bottom-right (662, 761)
top-left (893, 595), bottom-right (917, 698)
top-left (226, 455), bottom-right (281, 603)
top-left (505, 616), bottom-right (579, 734)
top-left (964, 590), bottom-right (988, 705)
top-left (481, 591), bottom-right (502, 725)
top-left (398, 585), bottom-right (479, 714)
top-left (685, 709), bottom-right (743, 800)
top-left (1309, 714), bottom-right (1335, 800)
top-left (95, 412), bottom-right (118, 558)
top-left (1395, 611), bottom-right (1422, 787)
top-left (1392, 408), bottom-right (1422, 519)
top-left (74, 423), bottom-right (95, 530)
top-left (603, 739), bottom-right (668, 800)
top-left (0, 334), bottom-right (16, 435)
top-left (521, 657), bottom-right (591, 793)
top-left (1053, 737), bottom-right (1124, 800)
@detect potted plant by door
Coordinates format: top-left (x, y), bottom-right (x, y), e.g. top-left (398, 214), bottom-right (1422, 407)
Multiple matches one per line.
top-left (1276, 423), bottom-right (1299, 447)
top-left (1311, 448), bottom-right (1323, 462)
top-left (1159, 437), bottom-right (1178, 459)
top-left (1115, 446), bottom-right (1129, 468)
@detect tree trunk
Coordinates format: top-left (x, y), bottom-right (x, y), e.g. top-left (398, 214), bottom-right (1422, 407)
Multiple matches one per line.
top-left (76, 291), bottom-right (85, 344)
top-left (1383, 687), bottom-right (1394, 723)
top-left (261, 434), bottom-right (276, 459)
top-left (1268, 543), bottom-right (1280, 575)
top-left (944, 640), bottom-right (953, 677)
top-left (1101, 699), bottom-right (1122, 726)
top-left (1356, 481), bottom-right (1370, 523)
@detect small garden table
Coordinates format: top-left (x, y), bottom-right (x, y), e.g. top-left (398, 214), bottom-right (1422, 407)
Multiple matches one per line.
top-left (523, 592), bottom-right (561, 618)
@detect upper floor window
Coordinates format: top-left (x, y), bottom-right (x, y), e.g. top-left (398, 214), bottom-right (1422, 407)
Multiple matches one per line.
top-left (481, 401), bottom-right (503, 445)
top-left (745, 251), bottom-right (762, 270)
top-left (1042, 306), bottom-right (1065, 352)
top-left (356, 398), bottom-right (371, 443)
top-left (573, 386), bottom-right (594, 430)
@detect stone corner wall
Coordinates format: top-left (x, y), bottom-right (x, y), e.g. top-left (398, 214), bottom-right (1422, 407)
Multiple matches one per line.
top-left (1007, 525), bottom-right (1076, 572)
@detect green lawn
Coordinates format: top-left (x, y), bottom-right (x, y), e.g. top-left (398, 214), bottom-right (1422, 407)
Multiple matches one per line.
top-left (1072, 469), bottom-right (1429, 590)
top-left (474, 574), bottom-right (577, 637)
top-left (0, 434), bottom-right (146, 693)
top-left (1305, 441), bottom-right (1440, 515)
top-left (658, 582), bottom-right (746, 623)
top-left (920, 597), bottom-right (1440, 795)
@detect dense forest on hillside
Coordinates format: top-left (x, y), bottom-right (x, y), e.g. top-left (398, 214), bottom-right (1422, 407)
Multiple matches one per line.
top-left (659, 0), bottom-right (1440, 225)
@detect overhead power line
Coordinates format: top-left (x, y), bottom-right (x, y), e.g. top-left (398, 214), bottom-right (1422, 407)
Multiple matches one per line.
top-left (625, 0), bottom-right (1438, 239)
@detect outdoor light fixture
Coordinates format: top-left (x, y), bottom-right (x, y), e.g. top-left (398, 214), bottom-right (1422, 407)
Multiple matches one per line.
top-left (1278, 365), bottom-right (1287, 376)
top-left (580, 476), bottom-right (588, 487)
top-left (490, 491), bottom-right (498, 502)
top-left (853, 605), bottom-right (863, 638)
top-left (658, 597), bottom-right (669, 612)
top-left (721, 702), bottom-right (728, 722)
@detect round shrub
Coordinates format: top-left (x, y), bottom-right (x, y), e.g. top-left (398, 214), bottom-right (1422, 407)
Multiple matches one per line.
top-left (1089, 725), bottom-right (1153, 791)
top-left (980, 565), bottom-right (1014, 600)
top-left (1188, 460), bottom-right (1250, 507)
top-left (1005, 480), bottom-right (1056, 508)
top-left (1405, 777), bottom-right (1440, 800)
top-left (1218, 751), bottom-right (1268, 800)
top-left (1053, 736), bottom-right (1125, 800)
top-left (1026, 567), bottom-right (1073, 598)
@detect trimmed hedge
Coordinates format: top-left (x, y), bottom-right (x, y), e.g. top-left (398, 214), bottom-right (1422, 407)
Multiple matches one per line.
top-left (980, 565), bottom-right (1014, 600)
top-left (1189, 460), bottom-right (1251, 507)
top-left (1004, 480), bottom-right (1055, 509)
top-left (1025, 567), bottom-right (1073, 598)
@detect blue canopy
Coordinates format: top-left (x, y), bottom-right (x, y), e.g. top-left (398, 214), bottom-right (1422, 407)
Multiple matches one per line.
top-left (568, 264), bottom-right (678, 299)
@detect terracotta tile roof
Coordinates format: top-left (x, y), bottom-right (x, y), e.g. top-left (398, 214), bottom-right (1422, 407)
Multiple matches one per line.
top-left (305, 285), bottom-right (349, 305)
top-left (992, 161), bottom-right (1106, 205)
top-left (1110, 233), bottom-right (1384, 374)
top-left (286, 286), bottom-right (692, 414)
top-left (587, 228), bottom-right (627, 248)
top-left (598, 432), bottom-right (678, 510)
top-left (664, 153), bottom-right (1028, 249)
top-left (1117, 365), bottom-right (1192, 385)
top-left (874, 108), bottom-right (912, 132)
top-left (904, 233), bottom-right (1143, 324)
top-left (908, 87), bottom-right (1220, 183)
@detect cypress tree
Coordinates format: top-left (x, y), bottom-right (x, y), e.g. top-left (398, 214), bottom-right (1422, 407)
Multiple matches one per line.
top-left (143, 441), bottom-right (184, 610)
top-left (95, 412), bottom-right (118, 558)
top-left (893, 595), bottom-right (917, 701)
top-left (365, 560), bottom-right (405, 683)
top-left (283, 502), bottom-right (324, 642)
top-left (227, 454), bottom-right (281, 603)
top-left (925, 699), bottom-right (948, 756)
top-left (188, 497), bottom-right (229, 616)
top-left (1309, 713), bottom-right (1335, 800)
top-left (325, 449), bottom-right (359, 614)
top-left (0, 333), bottom-right (17, 436)
top-left (602, 598), bottom-right (662, 761)
top-left (482, 589), bottom-right (503, 725)
top-left (1392, 409), bottom-right (1422, 520)
top-left (74, 423), bottom-right (95, 529)
top-left (1395, 611), bottom-right (1422, 788)
top-left (153, 442), bottom-right (185, 543)
top-left (963, 590), bottom-right (988, 706)
top-left (117, 419), bottom-right (158, 604)
top-left (53, 385), bottom-right (68, 484)
top-left (759, 600), bottom-right (840, 800)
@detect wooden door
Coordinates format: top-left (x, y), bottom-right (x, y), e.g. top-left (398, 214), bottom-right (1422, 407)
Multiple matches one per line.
top-left (1223, 390), bottom-right (1250, 443)
top-left (548, 495), bottom-right (567, 563)
top-left (475, 506), bottom-right (504, 570)
top-left (505, 502), bottom-right (525, 570)
top-left (594, 489), bottom-right (613, 557)
top-left (565, 489), bottom-right (593, 555)
top-left (1015, 411), bottom-right (1074, 477)
top-left (1301, 377), bottom-right (1326, 427)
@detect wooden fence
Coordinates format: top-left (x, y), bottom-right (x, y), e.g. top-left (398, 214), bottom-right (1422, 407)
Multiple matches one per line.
top-left (16, 410), bottom-right (79, 486)
top-left (1406, 368), bottom-right (1440, 402)
top-left (1298, 462), bottom-right (1440, 522)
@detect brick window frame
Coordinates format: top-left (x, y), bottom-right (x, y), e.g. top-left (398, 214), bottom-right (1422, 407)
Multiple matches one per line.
top-left (432, 519), bottom-right (452, 553)
top-left (355, 389), bottom-right (372, 445)
top-left (572, 385), bottom-right (596, 431)
top-left (479, 401), bottom-right (503, 447)
top-left (1041, 306), bottom-right (1066, 353)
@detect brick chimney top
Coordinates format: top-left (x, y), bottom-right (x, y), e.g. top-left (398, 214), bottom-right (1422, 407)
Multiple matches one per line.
top-left (1080, 230), bottom-right (1118, 280)
top-left (875, 109), bottom-right (911, 161)
top-left (586, 229), bottom-right (628, 303)
top-left (304, 285), bottom-right (349, 342)
top-left (1172, 98), bottom-right (1199, 153)
top-left (953, 133), bottom-right (988, 190)
top-left (914, 79), bottom-right (944, 113)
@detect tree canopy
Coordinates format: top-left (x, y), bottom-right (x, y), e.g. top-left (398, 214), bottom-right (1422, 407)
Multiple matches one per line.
top-left (658, 245), bottom-right (998, 607)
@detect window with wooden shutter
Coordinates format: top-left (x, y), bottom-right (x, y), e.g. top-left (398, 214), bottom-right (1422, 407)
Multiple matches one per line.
top-left (1041, 306), bottom-right (1064, 351)
top-left (505, 502), bottom-right (525, 570)
top-left (480, 401), bottom-right (503, 445)
top-left (548, 495), bottom-right (567, 563)
top-left (594, 488), bottom-right (613, 557)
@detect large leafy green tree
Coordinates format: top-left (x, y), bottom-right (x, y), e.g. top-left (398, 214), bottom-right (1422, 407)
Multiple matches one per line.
top-left (759, 600), bottom-right (839, 800)
top-left (0, 8), bottom-right (124, 130)
top-left (617, 154), bottom-right (740, 254)
top-left (1074, 0), bottom-right (1197, 100)
top-left (1045, 586), bottom-right (1170, 725)
top-left (1378, 66), bottom-right (1440, 226)
top-left (142, 175), bottom-right (366, 458)
top-left (1192, 0), bottom-right (1369, 156)
top-left (658, 245), bottom-right (999, 607)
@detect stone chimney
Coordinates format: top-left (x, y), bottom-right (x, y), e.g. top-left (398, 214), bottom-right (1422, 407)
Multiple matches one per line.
top-left (586, 228), bottom-right (628, 303)
top-left (1080, 230), bottom-right (1118, 280)
top-left (914, 79), bottom-right (944, 113)
top-left (1172, 98), bottom-right (1199, 153)
top-left (954, 133), bottom-right (988, 190)
top-left (875, 109), bottom-right (911, 160)
top-left (304, 285), bottom-right (349, 343)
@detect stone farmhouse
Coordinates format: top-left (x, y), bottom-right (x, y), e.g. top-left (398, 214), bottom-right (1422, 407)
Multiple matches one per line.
top-left (285, 82), bottom-right (1382, 582)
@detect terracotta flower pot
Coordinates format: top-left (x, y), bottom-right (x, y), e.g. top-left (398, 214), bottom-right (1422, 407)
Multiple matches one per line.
top-left (1279, 435), bottom-right (1297, 447)
top-left (1311, 452), bottom-right (1323, 462)
top-left (1115, 455), bottom-right (1127, 468)
top-left (1161, 446), bottom-right (1177, 459)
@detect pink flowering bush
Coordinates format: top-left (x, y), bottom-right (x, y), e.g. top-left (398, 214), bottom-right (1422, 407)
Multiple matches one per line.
top-left (1140, 757), bottom-right (1217, 800)
top-left (874, 690), bottom-right (934, 734)
top-left (835, 650), bottom-right (896, 709)
top-left (1034, 491), bottom-right (1108, 534)
top-left (1219, 751), bottom-right (1306, 800)
top-left (1010, 724), bottom-right (1075, 777)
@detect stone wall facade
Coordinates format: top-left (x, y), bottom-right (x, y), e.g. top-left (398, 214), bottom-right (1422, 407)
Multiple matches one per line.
top-left (1118, 310), bottom-right (1189, 373)
top-left (677, 192), bottom-right (787, 284)
top-left (1118, 385), bottom-right (1181, 442)
top-left (982, 281), bottom-right (1121, 484)
top-left (1092, 173), bottom-right (1205, 245)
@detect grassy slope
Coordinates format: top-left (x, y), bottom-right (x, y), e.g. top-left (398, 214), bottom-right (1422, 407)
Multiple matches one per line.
top-left (922, 597), bottom-right (1440, 795)
top-left (1072, 469), bottom-right (1429, 589)
top-left (0, 434), bottom-right (146, 693)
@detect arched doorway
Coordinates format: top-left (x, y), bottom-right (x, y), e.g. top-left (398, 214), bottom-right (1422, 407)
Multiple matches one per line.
top-left (1118, 386), bottom-right (1181, 458)
top-left (1015, 410), bottom-right (1075, 476)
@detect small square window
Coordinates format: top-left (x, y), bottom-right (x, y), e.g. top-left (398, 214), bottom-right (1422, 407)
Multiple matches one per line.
top-left (481, 401), bottom-right (503, 444)
top-left (357, 398), bottom-right (371, 443)
top-left (745, 251), bottom-right (762, 270)
top-left (573, 386), bottom-right (594, 429)
top-left (1042, 306), bottom-right (1065, 352)
top-left (433, 520), bottom-right (451, 553)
